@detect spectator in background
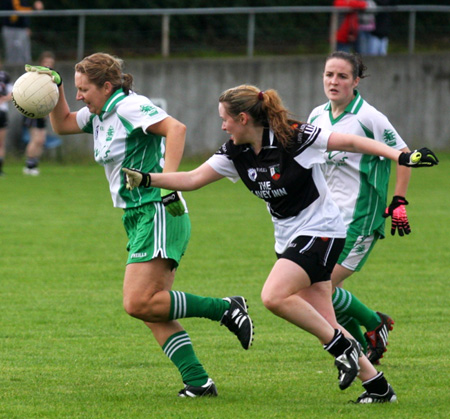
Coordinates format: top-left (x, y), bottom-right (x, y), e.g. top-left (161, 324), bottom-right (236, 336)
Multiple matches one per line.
top-left (23, 50), bottom-right (56, 176)
top-left (357, 0), bottom-right (378, 55)
top-left (370, 0), bottom-right (398, 55)
top-left (0, 58), bottom-right (12, 176)
top-left (333, 0), bottom-right (368, 53)
top-left (1, 0), bottom-right (44, 65)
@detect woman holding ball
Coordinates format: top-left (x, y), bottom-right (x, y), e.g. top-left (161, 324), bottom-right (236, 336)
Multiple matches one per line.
top-left (30, 52), bottom-right (254, 398)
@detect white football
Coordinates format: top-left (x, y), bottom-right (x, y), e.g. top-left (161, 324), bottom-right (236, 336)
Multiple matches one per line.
top-left (12, 71), bottom-right (59, 119)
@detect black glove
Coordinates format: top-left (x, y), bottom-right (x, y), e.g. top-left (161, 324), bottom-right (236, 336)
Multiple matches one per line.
top-left (383, 196), bottom-right (411, 236)
top-left (122, 168), bottom-right (151, 190)
top-left (161, 189), bottom-right (186, 216)
top-left (398, 148), bottom-right (439, 167)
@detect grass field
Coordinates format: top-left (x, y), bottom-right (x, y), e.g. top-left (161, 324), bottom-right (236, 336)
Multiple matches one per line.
top-left (0, 153), bottom-right (449, 418)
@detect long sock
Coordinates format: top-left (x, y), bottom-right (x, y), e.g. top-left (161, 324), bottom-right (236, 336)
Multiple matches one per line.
top-left (362, 371), bottom-right (389, 394)
top-left (323, 329), bottom-right (350, 356)
top-left (0, 157), bottom-right (3, 173)
top-left (333, 287), bottom-right (381, 331)
top-left (169, 291), bottom-right (230, 321)
top-left (25, 157), bottom-right (39, 169)
top-left (335, 312), bottom-right (367, 352)
top-left (162, 331), bottom-right (208, 386)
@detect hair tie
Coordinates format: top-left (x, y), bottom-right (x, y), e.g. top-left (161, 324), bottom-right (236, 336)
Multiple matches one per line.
top-left (258, 91), bottom-right (264, 101)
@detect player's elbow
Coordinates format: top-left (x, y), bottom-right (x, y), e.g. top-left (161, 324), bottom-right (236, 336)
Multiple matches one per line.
top-left (170, 120), bottom-right (187, 139)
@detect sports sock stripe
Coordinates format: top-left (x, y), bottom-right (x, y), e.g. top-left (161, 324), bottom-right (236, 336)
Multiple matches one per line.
top-left (324, 329), bottom-right (342, 350)
top-left (336, 313), bottom-right (353, 327)
top-left (164, 333), bottom-right (192, 359)
top-left (362, 371), bottom-right (383, 385)
top-left (171, 291), bottom-right (187, 319)
top-left (333, 287), bottom-right (352, 313)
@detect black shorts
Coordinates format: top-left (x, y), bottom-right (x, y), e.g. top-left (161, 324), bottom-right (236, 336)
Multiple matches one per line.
top-left (277, 236), bottom-right (345, 284)
top-left (24, 116), bottom-right (46, 129)
top-left (0, 110), bottom-right (8, 128)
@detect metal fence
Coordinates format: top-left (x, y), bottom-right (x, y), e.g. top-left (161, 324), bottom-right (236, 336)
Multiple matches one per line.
top-left (1, 5), bottom-right (449, 60)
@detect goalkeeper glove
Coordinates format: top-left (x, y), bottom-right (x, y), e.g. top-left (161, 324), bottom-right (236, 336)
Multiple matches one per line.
top-left (122, 167), bottom-right (151, 190)
top-left (25, 64), bottom-right (62, 86)
top-left (161, 189), bottom-right (186, 217)
top-left (383, 195), bottom-right (411, 236)
top-left (398, 148), bottom-right (439, 167)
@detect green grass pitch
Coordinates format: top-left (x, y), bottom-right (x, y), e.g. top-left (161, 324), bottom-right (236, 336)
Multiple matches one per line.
top-left (0, 153), bottom-right (448, 418)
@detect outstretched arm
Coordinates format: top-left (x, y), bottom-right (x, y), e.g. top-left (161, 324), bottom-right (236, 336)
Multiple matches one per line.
top-left (327, 132), bottom-right (438, 167)
top-left (123, 161), bottom-right (224, 192)
top-left (327, 132), bottom-right (401, 161)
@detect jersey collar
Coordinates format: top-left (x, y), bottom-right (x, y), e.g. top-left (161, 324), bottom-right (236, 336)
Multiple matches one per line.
top-left (325, 90), bottom-right (364, 124)
top-left (99, 88), bottom-right (128, 121)
top-left (261, 127), bottom-right (277, 149)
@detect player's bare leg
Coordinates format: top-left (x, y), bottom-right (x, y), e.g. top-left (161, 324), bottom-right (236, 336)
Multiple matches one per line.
top-left (123, 258), bottom-right (252, 397)
top-left (24, 127), bottom-right (46, 175)
top-left (123, 258), bottom-right (173, 321)
top-left (261, 258), bottom-right (394, 395)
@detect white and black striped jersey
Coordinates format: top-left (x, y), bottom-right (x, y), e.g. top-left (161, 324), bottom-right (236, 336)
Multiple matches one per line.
top-left (207, 124), bottom-right (346, 254)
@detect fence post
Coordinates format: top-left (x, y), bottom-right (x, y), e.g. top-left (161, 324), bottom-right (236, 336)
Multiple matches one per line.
top-left (162, 14), bottom-right (170, 58)
top-left (329, 10), bottom-right (338, 52)
top-left (408, 11), bottom-right (416, 54)
top-left (247, 13), bottom-right (255, 58)
top-left (77, 15), bottom-right (85, 61)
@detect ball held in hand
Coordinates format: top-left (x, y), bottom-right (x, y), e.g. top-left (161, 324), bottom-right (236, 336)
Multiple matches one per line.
top-left (12, 71), bottom-right (59, 119)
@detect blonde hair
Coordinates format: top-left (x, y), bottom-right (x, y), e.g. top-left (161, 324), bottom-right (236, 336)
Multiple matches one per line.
top-left (75, 52), bottom-right (133, 95)
top-left (219, 85), bottom-right (301, 148)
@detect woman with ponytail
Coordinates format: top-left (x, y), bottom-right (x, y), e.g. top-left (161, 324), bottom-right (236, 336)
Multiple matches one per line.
top-left (122, 83), bottom-right (436, 403)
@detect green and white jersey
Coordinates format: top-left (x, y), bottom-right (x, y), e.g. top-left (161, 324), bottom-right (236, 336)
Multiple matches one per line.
top-left (76, 89), bottom-right (168, 209)
top-left (308, 91), bottom-right (407, 238)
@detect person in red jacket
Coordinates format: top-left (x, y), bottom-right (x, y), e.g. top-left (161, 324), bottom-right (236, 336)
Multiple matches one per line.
top-left (333, 0), bottom-right (368, 52)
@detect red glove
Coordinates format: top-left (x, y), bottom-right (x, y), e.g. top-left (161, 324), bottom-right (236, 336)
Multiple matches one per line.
top-left (383, 196), bottom-right (411, 236)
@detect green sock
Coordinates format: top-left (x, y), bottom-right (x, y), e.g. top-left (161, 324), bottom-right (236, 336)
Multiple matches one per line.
top-left (335, 312), bottom-right (367, 352)
top-left (332, 287), bottom-right (381, 331)
top-left (169, 291), bottom-right (230, 321)
top-left (162, 331), bottom-right (208, 386)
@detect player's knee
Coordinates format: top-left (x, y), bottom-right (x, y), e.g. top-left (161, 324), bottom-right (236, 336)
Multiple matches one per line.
top-left (260, 289), bottom-right (283, 313)
top-left (123, 294), bottom-right (155, 320)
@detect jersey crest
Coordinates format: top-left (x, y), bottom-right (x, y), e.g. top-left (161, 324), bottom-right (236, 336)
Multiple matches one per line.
top-left (247, 168), bottom-right (257, 181)
top-left (140, 104), bottom-right (159, 117)
top-left (383, 129), bottom-right (397, 146)
top-left (270, 165), bottom-right (281, 180)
